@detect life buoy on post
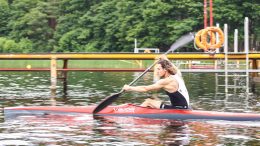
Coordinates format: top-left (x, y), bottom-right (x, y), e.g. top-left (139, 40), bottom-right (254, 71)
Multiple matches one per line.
top-left (201, 27), bottom-right (224, 49)
top-left (195, 29), bottom-right (216, 50)
top-left (195, 27), bottom-right (224, 52)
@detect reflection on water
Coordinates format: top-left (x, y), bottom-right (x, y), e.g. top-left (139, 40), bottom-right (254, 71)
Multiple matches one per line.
top-left (0, 71), bottom-right (260, 145)
top-left (1, 114), bottom-right (260, 145)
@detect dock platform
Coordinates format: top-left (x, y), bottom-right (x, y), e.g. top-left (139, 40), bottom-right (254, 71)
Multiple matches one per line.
top-left (0, 53), bottom-right (259, 90)
top-left (0, 53), bottom-right (260, 60)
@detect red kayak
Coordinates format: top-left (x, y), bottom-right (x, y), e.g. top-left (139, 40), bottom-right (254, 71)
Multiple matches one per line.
top-left (4, 104), bottom-right (260, 121)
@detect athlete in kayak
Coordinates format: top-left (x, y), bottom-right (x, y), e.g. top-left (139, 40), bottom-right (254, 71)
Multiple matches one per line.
top-left (123, 55), bottom-right (190, 109)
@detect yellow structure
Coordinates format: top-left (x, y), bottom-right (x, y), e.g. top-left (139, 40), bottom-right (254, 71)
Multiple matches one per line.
top-left (0, 53), bottom-right (260, 60)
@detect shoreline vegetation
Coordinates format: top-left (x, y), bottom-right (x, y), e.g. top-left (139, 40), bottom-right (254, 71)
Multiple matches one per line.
top-left (0, 0), bottom-right (259, 53)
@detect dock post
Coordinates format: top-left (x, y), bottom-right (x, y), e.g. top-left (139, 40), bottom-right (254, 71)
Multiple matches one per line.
top-left (50, 57), bottom-right (57, 90)
top-left (50, 89), bottom-right (57, 106)
top-left (252, 59), bottom-right (258, 77)
top-left (62, 59), bottom-right (68, 97)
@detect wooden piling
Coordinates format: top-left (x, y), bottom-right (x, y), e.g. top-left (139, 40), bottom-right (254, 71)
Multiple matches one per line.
top-left (62, 59), bottom-right (68, 96)
top-left (252, 59), bottom-right (258, 77)
top-left (50, 57), bottom-right (57, 90)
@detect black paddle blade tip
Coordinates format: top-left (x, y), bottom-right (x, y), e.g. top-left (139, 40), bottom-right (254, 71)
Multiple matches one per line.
top-left (92, 93), bottom-right (121, 114)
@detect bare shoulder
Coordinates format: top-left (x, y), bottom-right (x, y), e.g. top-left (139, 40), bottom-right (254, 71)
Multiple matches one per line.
top-left (156, 77), bottom-right (176, 85)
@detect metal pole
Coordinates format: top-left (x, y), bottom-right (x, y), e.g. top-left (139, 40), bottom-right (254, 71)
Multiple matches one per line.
top-left (216, 23), bottom-right (220, 53)
top-left (224, 24), bottom-right (228, 93)
top-left (234, 29), bottom-right (238, 53)
top-left (214, 23), bottom-right (220, 69)
top-left (234, 29), bottom-right (239, 69)
top-left (134, 39), bottom-right (137, 53)
top-left (209, 0), bottom-right (213, 26)
top-left (204, 0), bottom-right (208, 28)
top-left (244, 17), bottom-right (249, 93)
top-left (234, 29), bottom-right (238, 93)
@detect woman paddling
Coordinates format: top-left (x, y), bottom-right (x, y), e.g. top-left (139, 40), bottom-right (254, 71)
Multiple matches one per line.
top-left (123, 55), bottom-right (190, 109)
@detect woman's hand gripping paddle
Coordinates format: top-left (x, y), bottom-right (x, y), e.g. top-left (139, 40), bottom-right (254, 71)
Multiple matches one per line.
top-left (92, 32), bottom-right (195, 114)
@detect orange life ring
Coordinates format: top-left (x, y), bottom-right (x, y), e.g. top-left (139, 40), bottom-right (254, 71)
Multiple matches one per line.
top-left (195, 29), bottom-right (216, 50)
top-left (201, 27), bottom-right (224, 49)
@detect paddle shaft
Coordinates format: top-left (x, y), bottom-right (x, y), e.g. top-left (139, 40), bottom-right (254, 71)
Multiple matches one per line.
top-left (128, 50), bottom-right (174, 86)
top-left (128, 33), bottom-right (195, 86)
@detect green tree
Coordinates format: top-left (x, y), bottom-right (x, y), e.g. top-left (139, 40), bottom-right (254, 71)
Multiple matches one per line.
top-left (54, 0), bottom-right (101, 52)
top-left (0, 0), bottom-right (11, 36)
top-left (8, 0), bottom-right (58, 52)
top-left (0, 37), bottom-right (33, 53)
top-left (63, 0), bottom-right (201, 52)
top-left (214, 0), bottom-right (260, 50)
top-left (0, 0), bottom-right (259, 53)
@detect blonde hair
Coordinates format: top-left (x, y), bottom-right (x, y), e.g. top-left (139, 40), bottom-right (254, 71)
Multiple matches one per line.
top-left (157, 60), bottom-right (177, 75)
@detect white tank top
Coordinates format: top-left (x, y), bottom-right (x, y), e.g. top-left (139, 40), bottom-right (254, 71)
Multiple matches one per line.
top-left (172, 74), bottom-right (190, 105)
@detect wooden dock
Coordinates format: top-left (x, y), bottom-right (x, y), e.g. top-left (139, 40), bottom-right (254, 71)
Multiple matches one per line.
top-left (0, 53), bottom-right (259, 90)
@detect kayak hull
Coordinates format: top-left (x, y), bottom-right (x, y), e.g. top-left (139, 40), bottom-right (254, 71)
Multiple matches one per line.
top-left (4, 104), bottom-right (260, 121)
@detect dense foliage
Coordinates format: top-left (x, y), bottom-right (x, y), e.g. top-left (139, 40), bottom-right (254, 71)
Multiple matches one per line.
top-left (0, 0), bottom-right (259, 53)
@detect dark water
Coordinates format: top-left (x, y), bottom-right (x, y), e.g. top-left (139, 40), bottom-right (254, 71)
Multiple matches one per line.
top-left (0, 71), bottom-right (260, 145)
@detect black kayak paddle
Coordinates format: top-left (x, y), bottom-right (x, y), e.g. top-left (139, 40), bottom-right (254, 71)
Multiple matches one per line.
top-left (93, 32), bottom-right (195, 114)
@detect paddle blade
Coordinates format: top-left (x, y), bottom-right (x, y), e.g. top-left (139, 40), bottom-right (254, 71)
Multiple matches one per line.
top-left (167, 32), bottom-right (195, 54)
top-left (92, 92), bottom-right (122, 114)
